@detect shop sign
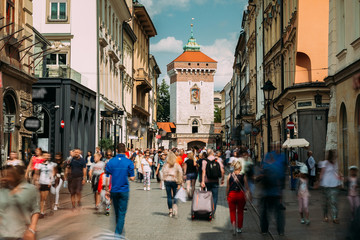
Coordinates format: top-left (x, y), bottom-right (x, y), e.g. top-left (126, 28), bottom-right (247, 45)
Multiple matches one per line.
top-left (24, 116), bottom-right (41, 132)
top-left (316, 103), bottom-right (329, 108)
top-left (297, 101), bottom-right (312, 108)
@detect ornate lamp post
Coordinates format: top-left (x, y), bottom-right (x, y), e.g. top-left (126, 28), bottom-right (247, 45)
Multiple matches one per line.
top-left (220, 130), bottom-right (224, 150)
top-left (112, 108), bottom-right (123, 154)
top-left (225, 125), bottom-right (230, 148)
top-left (262, 80), bottom-right (276, 152)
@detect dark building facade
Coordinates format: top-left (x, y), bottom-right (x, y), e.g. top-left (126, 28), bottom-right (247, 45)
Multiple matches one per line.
top-left (32, 79), bottom-right (96, 156)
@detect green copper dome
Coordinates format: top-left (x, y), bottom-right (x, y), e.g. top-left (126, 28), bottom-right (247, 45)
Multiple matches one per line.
top-left (183, 24), bottom-right (200, 52)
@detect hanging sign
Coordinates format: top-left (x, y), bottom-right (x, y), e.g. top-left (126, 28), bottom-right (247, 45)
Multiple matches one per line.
top-left (24, 116), bottom-right (41, 132)
top-left (60, 120), bottom-right (65, 129)
top-left (287, 121), bottom-right (295, 130)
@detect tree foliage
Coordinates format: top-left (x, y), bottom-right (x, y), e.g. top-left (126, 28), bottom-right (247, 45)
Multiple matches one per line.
top-left (99, 138), bottom-right (113, 152)
top-left (157, 79), bottom-right (170, 122)
top-left (214, 105), bottom-right (221, 123)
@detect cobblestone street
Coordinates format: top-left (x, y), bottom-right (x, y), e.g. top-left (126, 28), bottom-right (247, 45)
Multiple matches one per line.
top-left (36, 176), bottom-right (351, 240)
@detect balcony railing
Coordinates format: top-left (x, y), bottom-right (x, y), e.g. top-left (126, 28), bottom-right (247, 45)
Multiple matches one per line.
top-left (38, 65), bottom-right (82, 83)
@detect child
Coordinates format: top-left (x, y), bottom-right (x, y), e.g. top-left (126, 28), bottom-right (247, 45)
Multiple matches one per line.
top-left (297, 164), bottom-right (310, 225)
top-left (97, 172), bottom-right (111, 216)
top-left (346, 166), bottom-right (360, 217)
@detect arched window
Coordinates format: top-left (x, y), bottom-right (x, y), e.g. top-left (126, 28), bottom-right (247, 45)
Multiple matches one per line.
top-left (192, 119), bottom-right (199, 134)
top-left (3, 91), bottom-right (17, 156)
top-left (295, 52), bottom-right (312, 83)
top-left (340, 103), bottom-right (349, 176)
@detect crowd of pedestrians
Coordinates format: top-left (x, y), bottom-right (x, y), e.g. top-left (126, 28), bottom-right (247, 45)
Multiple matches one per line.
top-left (0, 142), bottom-right (359, 239)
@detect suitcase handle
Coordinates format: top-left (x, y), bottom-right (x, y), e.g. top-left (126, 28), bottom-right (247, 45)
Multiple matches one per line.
top-left (199, 187), bottom-right (207, 192)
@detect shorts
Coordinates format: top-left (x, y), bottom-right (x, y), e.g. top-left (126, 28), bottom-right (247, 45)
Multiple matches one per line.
top-left (186, 172), bottom-right (197, 180)
top-left (68, 177), bottom-right (83, 195)
top-left (39, 184), bottom-right (51, 191)
top-left (91, 175), bottom-right (100, 193)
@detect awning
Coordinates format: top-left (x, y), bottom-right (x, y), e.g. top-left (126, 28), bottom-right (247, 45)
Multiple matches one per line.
top-left (282, 138), bottom-right (310, 149)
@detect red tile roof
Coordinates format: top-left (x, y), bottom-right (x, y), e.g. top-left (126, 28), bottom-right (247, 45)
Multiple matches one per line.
top-left (172, 51), bottom-right (217, 63)
top-left (157, 122), bottom-right (176, 133)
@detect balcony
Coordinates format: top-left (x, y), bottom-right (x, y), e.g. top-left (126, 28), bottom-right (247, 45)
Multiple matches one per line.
top-left (41, 65), bottom-right (82, 83)
top-left (134, 68), bottom-right (152, 92)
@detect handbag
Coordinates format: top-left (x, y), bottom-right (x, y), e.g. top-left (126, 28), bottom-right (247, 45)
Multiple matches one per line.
top-left (175, 187), bottom-right (187, 203)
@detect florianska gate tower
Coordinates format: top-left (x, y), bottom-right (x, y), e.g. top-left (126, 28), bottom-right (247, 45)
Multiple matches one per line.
top-left (167, 24), bottom-right (218, 150)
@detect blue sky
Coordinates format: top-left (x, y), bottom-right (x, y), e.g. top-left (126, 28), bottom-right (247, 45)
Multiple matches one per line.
top-left (142, 0), bottom-right (248, 90)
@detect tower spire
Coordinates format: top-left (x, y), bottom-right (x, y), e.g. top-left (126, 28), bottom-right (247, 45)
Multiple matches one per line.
top-left (183, 18), bottom-right (200, 52)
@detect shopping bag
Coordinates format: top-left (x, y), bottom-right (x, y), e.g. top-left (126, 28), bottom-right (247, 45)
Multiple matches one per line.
top-left (175, 187), bottom-right (187, 203)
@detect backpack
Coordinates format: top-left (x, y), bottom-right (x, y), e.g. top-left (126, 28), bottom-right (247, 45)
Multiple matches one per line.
top-left (205, 159), bottom-right (221, 180)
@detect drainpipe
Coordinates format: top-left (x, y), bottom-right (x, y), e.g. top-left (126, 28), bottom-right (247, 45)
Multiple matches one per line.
top-left (121, 21), bottom-right (127, 145)
top-left (96, 0), bottom-right (100, 147)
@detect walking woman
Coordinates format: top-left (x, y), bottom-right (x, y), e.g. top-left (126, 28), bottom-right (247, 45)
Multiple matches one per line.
top-left (183, 152), bottom-right (197, 199)
top-left (155, 152), bottom-right (167, 190)
top-left (52, 153), bottom-right (65, 210)
top-left (141, 151), bottom-right (153, 191)
top-left (197, 152), bottom-right (207, 183)
top-left (226, 161), bottom-right (250, 234)
top-left (134, 151), bottom-right (143, 182)
top-left (35, 152), bottom-right (56, 218)
top-left (89, 153), bottom-right (105, 209)
top-left (319, 150), bottom-right (341, 224)
top-left (25, 148), bottom-right (44, 183)
top-left (161, 151), bottom-right (183, 217)
top-left (86, 151), bottom-right (94, 183)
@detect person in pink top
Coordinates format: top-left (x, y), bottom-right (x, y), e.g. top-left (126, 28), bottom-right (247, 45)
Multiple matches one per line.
top-left (25, 148), bottom-right (44, 183)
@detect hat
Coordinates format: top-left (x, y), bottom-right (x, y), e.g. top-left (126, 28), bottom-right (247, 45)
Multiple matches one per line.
top-left (349, 165), bottom-right (358, 170)
top-left (300, 164), bottom-right (308, 174)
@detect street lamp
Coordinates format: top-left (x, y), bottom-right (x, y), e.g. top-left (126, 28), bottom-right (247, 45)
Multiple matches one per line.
top-left (225, 125), bottom-right (230, 148)
top-left (220, 130), bottom-right (224, 150)
top-left (112, 108), bottom-right (123, 154)
top-left (262, 80), bottom-right (277, 152)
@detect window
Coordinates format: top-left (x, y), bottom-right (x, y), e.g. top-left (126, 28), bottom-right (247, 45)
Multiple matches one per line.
top-left (50, 0), bottom-right (67, 20)
top-left (46, 53), bottom-right (67, 65)
top-left (192, 126), bottom-right (198, 134)
top-left (6, 0), bottom-right (15, 33)
top-left (340, 104), bottom-right (349, 176)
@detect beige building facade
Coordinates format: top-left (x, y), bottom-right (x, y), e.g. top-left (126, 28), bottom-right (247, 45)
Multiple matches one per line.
top-left (130, 2), bottom-right (157, 149)
top-left (325, 0), bottom-right (360, 175)
top-left (0, 0), bottom-right (37, 163)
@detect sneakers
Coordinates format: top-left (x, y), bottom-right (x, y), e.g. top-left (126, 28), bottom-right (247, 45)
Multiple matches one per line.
top-left (232, 225), bottom-right (236, 236)
top-left (237, 228), bottom-right (242, 233)
top-left (147, 187), bottom-right (151, 191)
top-left (53, 205), bottom-right (58, 211)
top-left (144, 187), bottom-right (147, 191)
top-left (301, 218), bottom-right (305, 224)
top-left (305, 219), bottom-right (310, 225)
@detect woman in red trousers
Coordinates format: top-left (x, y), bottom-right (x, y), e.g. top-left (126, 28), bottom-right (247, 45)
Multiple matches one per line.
top-left (226, 161), bottom-right (251, 235)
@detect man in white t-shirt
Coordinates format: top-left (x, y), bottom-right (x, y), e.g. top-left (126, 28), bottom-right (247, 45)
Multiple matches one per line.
top-left (225, 149), bottom-right (231, 165)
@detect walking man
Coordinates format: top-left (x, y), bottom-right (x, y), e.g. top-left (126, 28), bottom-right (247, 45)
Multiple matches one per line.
top-left (105, 143), bottom-right (135, 237)
top-left (66, 148), bottom-right (86, 209)
top-left (306, 151), bottom-right (316, 188)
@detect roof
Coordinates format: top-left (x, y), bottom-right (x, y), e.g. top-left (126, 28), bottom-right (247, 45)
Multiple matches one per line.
top-left (134, 4), bottom-right (157, 37)
top-left (157, 122), bottom-right (176, 133)
top-left (172, 51), bottom-right (217, 63)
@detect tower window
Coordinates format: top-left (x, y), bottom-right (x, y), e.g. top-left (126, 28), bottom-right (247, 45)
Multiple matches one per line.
top-left (197, 63), bottom-right (199, 66)
top-left (192, 126), bottom-right (198, 133)
top-left (188, 63), bottom-right (191, 66)
top-left (206, 63), bottom-right (208, 66)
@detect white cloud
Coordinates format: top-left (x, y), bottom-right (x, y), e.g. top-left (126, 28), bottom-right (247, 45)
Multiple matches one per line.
top-left (139, 0), bottom-right (206, 16)
top-left (151, 37), bottom-right (183, 53)
top-left (201, 37), bottom-right (237, 90)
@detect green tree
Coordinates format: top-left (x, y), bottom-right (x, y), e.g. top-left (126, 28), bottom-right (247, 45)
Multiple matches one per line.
top-left (157, 79), bottom-right (170, 122)
top-left (99, 138), bottom-right (113, 152)
top-left (214, 105), bottom-right (221, 123)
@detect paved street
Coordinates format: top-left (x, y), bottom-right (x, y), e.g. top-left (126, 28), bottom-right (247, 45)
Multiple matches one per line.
top-left (36, 176), bottom-right (351, 240)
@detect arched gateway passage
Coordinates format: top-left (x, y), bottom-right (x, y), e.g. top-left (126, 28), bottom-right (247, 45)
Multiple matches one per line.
top-left (187, 140), bottom-right (206, 150)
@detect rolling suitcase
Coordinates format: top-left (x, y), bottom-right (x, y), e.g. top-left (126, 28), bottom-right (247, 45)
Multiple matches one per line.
top-left (191, 188), bottom-right (214, 221)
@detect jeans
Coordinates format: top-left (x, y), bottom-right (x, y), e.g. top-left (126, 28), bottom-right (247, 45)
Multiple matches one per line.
top-left (165, 181), bottom-right (178, 209)
top-left (205, 182), bottom-right (219, 212)
top-left (260, 196), bottom-right (285, 234)
top-left (111, 191), bottom-right (129, 236)
top-left (322, 187), bottom-right (339, 219)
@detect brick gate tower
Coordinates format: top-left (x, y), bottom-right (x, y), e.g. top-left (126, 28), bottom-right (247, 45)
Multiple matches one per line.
top-left (167, 23), bottom-right (218, 150)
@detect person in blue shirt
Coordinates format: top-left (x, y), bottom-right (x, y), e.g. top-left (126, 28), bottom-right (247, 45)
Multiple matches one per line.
top-left (105, 143), bottom-right (135, 237)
